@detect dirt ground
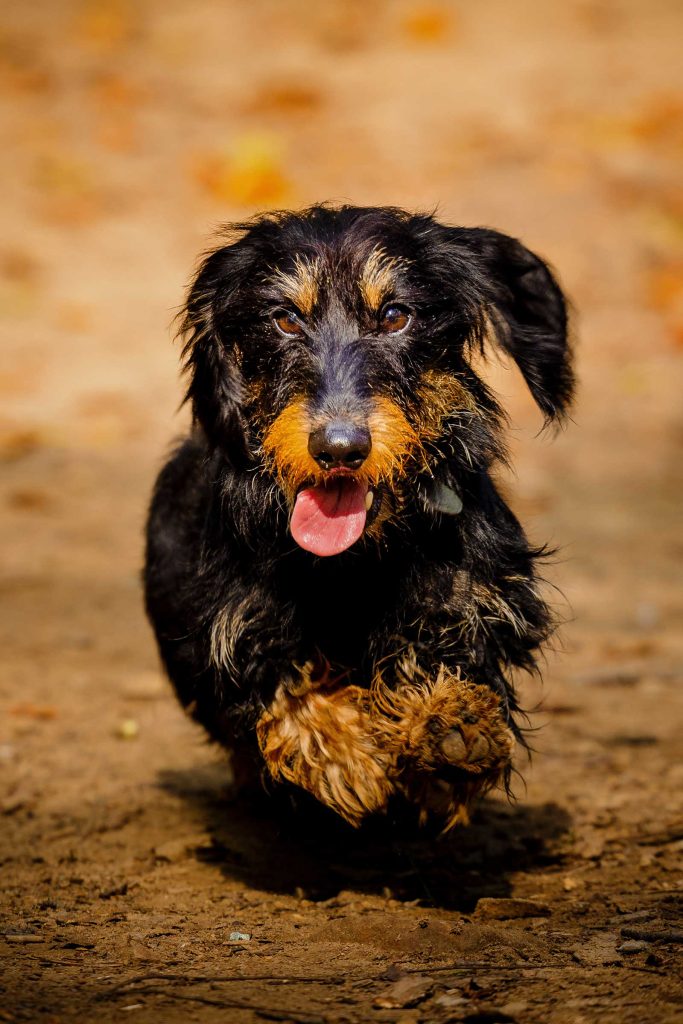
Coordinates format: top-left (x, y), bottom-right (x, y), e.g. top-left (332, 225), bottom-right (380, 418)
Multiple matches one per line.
top-left (1, 1), bottom-right (682, 1022)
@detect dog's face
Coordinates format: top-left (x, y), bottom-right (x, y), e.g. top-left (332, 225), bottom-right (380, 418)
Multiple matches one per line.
top-left (182, 206), bottom-right (573, 555)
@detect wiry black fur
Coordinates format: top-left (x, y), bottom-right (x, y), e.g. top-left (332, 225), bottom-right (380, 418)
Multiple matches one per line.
top-left (144, 205), bottom-right (573, 780)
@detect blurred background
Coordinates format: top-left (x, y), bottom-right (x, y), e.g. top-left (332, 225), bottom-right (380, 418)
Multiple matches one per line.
top-left (3, 0), bottom-right (682, 711)
top-left (1, 1), bottom-right (682, 1017)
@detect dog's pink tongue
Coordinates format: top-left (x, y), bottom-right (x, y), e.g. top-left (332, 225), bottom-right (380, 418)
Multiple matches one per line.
top-left (291, 479), bottom-right (368, 556)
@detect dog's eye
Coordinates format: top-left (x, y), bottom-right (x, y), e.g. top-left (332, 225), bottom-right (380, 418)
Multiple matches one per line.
top-left (273, 311), bottom-right (304, 338)
top-left (379, 304), bottom-right (412, 335)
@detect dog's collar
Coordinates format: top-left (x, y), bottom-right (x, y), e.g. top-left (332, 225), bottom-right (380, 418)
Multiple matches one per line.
top-left (426, 480), bottom-right (463, 516)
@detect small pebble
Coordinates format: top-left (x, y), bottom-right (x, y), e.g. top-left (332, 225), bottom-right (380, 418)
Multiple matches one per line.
top-left (373, 974), bottom-right (434, 1009)
top-left (618, 940), bottom-right (649, 954)
top-left (502, 1000), bottom-right (529, 1015)
top-left (434, 993), bottom-right (469, 1009)
top-left (116, 719), bottom-right (139, 740)
top-left (229, 931), bottom-right (251, 942)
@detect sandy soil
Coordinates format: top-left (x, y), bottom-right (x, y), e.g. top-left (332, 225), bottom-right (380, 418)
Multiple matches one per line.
top-left (1, 1), bottom-right (682, 1021)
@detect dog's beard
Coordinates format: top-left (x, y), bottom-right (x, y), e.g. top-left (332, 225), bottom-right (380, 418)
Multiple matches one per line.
top-left (262, 396), bottom-right (422, 556)
top-left (290, 477), bottom-right (373, 556)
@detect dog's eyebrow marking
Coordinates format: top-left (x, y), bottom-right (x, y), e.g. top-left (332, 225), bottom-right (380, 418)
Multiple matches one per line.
top-left (359, 247), bottom-right (406, 310)
top-left (271, 255), bottom-right (321, 316)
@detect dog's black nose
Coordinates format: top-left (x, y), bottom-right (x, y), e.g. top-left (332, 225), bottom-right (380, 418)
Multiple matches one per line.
top-left (308, 422), bottom-right (372, 471)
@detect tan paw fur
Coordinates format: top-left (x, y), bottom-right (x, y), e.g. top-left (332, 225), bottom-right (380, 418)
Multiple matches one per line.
top-left (256, 663), bottom-right (394, 826)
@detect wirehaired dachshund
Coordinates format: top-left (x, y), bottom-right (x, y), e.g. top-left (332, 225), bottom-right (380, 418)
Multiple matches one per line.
top-left (144, 205), bottom-right (573, 829)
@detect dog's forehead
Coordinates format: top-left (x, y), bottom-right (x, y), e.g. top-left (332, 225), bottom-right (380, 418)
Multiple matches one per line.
top-left (255, 211), bottom-right (423, 314)
top-left (267, 243), bottom-right (411, 316)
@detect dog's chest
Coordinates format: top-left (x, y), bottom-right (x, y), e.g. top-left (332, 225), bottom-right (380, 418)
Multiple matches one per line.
top-left (280, 556), bottom-right (400, 664)
top-left (277, 551), bottom-right (452, 668)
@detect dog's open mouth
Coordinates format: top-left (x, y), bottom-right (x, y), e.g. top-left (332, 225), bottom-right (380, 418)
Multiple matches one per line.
top-left (290, 477), bottom-right (374, 556)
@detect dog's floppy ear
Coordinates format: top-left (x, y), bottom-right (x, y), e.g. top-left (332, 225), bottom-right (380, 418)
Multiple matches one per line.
top-left (452, 227), bottom-right (574, 422)
top-left (180, 239), bottom-right (255, 465)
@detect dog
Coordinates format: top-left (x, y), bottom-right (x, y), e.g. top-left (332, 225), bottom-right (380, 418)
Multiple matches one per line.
top-left (144, 204), bottom-right (573, 830)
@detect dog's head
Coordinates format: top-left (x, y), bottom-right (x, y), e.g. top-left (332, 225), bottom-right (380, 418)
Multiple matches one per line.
top-left (181, 205), bottom-right (573, 555)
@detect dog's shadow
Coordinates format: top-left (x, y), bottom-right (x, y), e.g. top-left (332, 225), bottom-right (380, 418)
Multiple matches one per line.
top-left (157, 763), bottom-right (571, 912)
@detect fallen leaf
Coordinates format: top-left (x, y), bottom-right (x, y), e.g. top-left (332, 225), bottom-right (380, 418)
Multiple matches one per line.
top-left (0, 249), bottom-right (41, 284)
top-left (75, 0), bottom-right (136, 51)
top-left (645, 261), bottom-right (683, 312)
top-left (89, 72), bottom-right (144, 110)
top-left (6, 489), bottom-right (51, 512)
top-left (192, 134), bottom-right (290, 207)
top-left (0, 428), bottom-right (43, 461)
top-left (628, 93), bottom-right (683, 148)
top-left (9, 703), bottom-right (57, 720)
top-left (401, 4), bottom-right (453, 43)
top-left (245, 81), bottom-right (324, 117)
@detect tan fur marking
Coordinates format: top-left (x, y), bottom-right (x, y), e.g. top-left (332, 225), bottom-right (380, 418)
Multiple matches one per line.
top-left (210, 597), bottom-right (270, 676)
top-left (272, 255), bottom-right (320, 315)
top-left (359, 247), bottom-right (404, 310)
top-left (256, 663), bottom-right (394, 825)
top-left (364, 397), bottom-right (425, 482)
top-left (364, 486), bottom-right (405, 542)
top-left (459, 580), bottom-right (533, 644)
top-left (210, 605), bottom-right (234, 673)
top-left (414, 369), bottom-right (478, 442)
top-left (262, 396), bottom-right (424, 500)
top-left (261, 399), bottom-right (319, 497)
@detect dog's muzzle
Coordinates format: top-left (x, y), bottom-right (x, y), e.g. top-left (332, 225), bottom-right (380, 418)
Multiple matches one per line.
top-left (289, 419), bottom-right (373, 558)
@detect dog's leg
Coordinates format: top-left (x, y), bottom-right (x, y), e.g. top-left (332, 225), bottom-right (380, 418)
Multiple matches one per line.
top-left (372, 660), bottom-right (515, 829)
top-left (256, 663), bottom-right (395, 826)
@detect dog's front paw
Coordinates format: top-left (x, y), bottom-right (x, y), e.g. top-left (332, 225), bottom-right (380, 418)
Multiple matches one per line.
top-left (256, 677), bottom-right (395, 826)
top-left (415, 694), bottom-right (515, 776)
top-left (375, 665), bottom-right (514, 775)
top-left (372, 662), bottom-right (514, 828)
